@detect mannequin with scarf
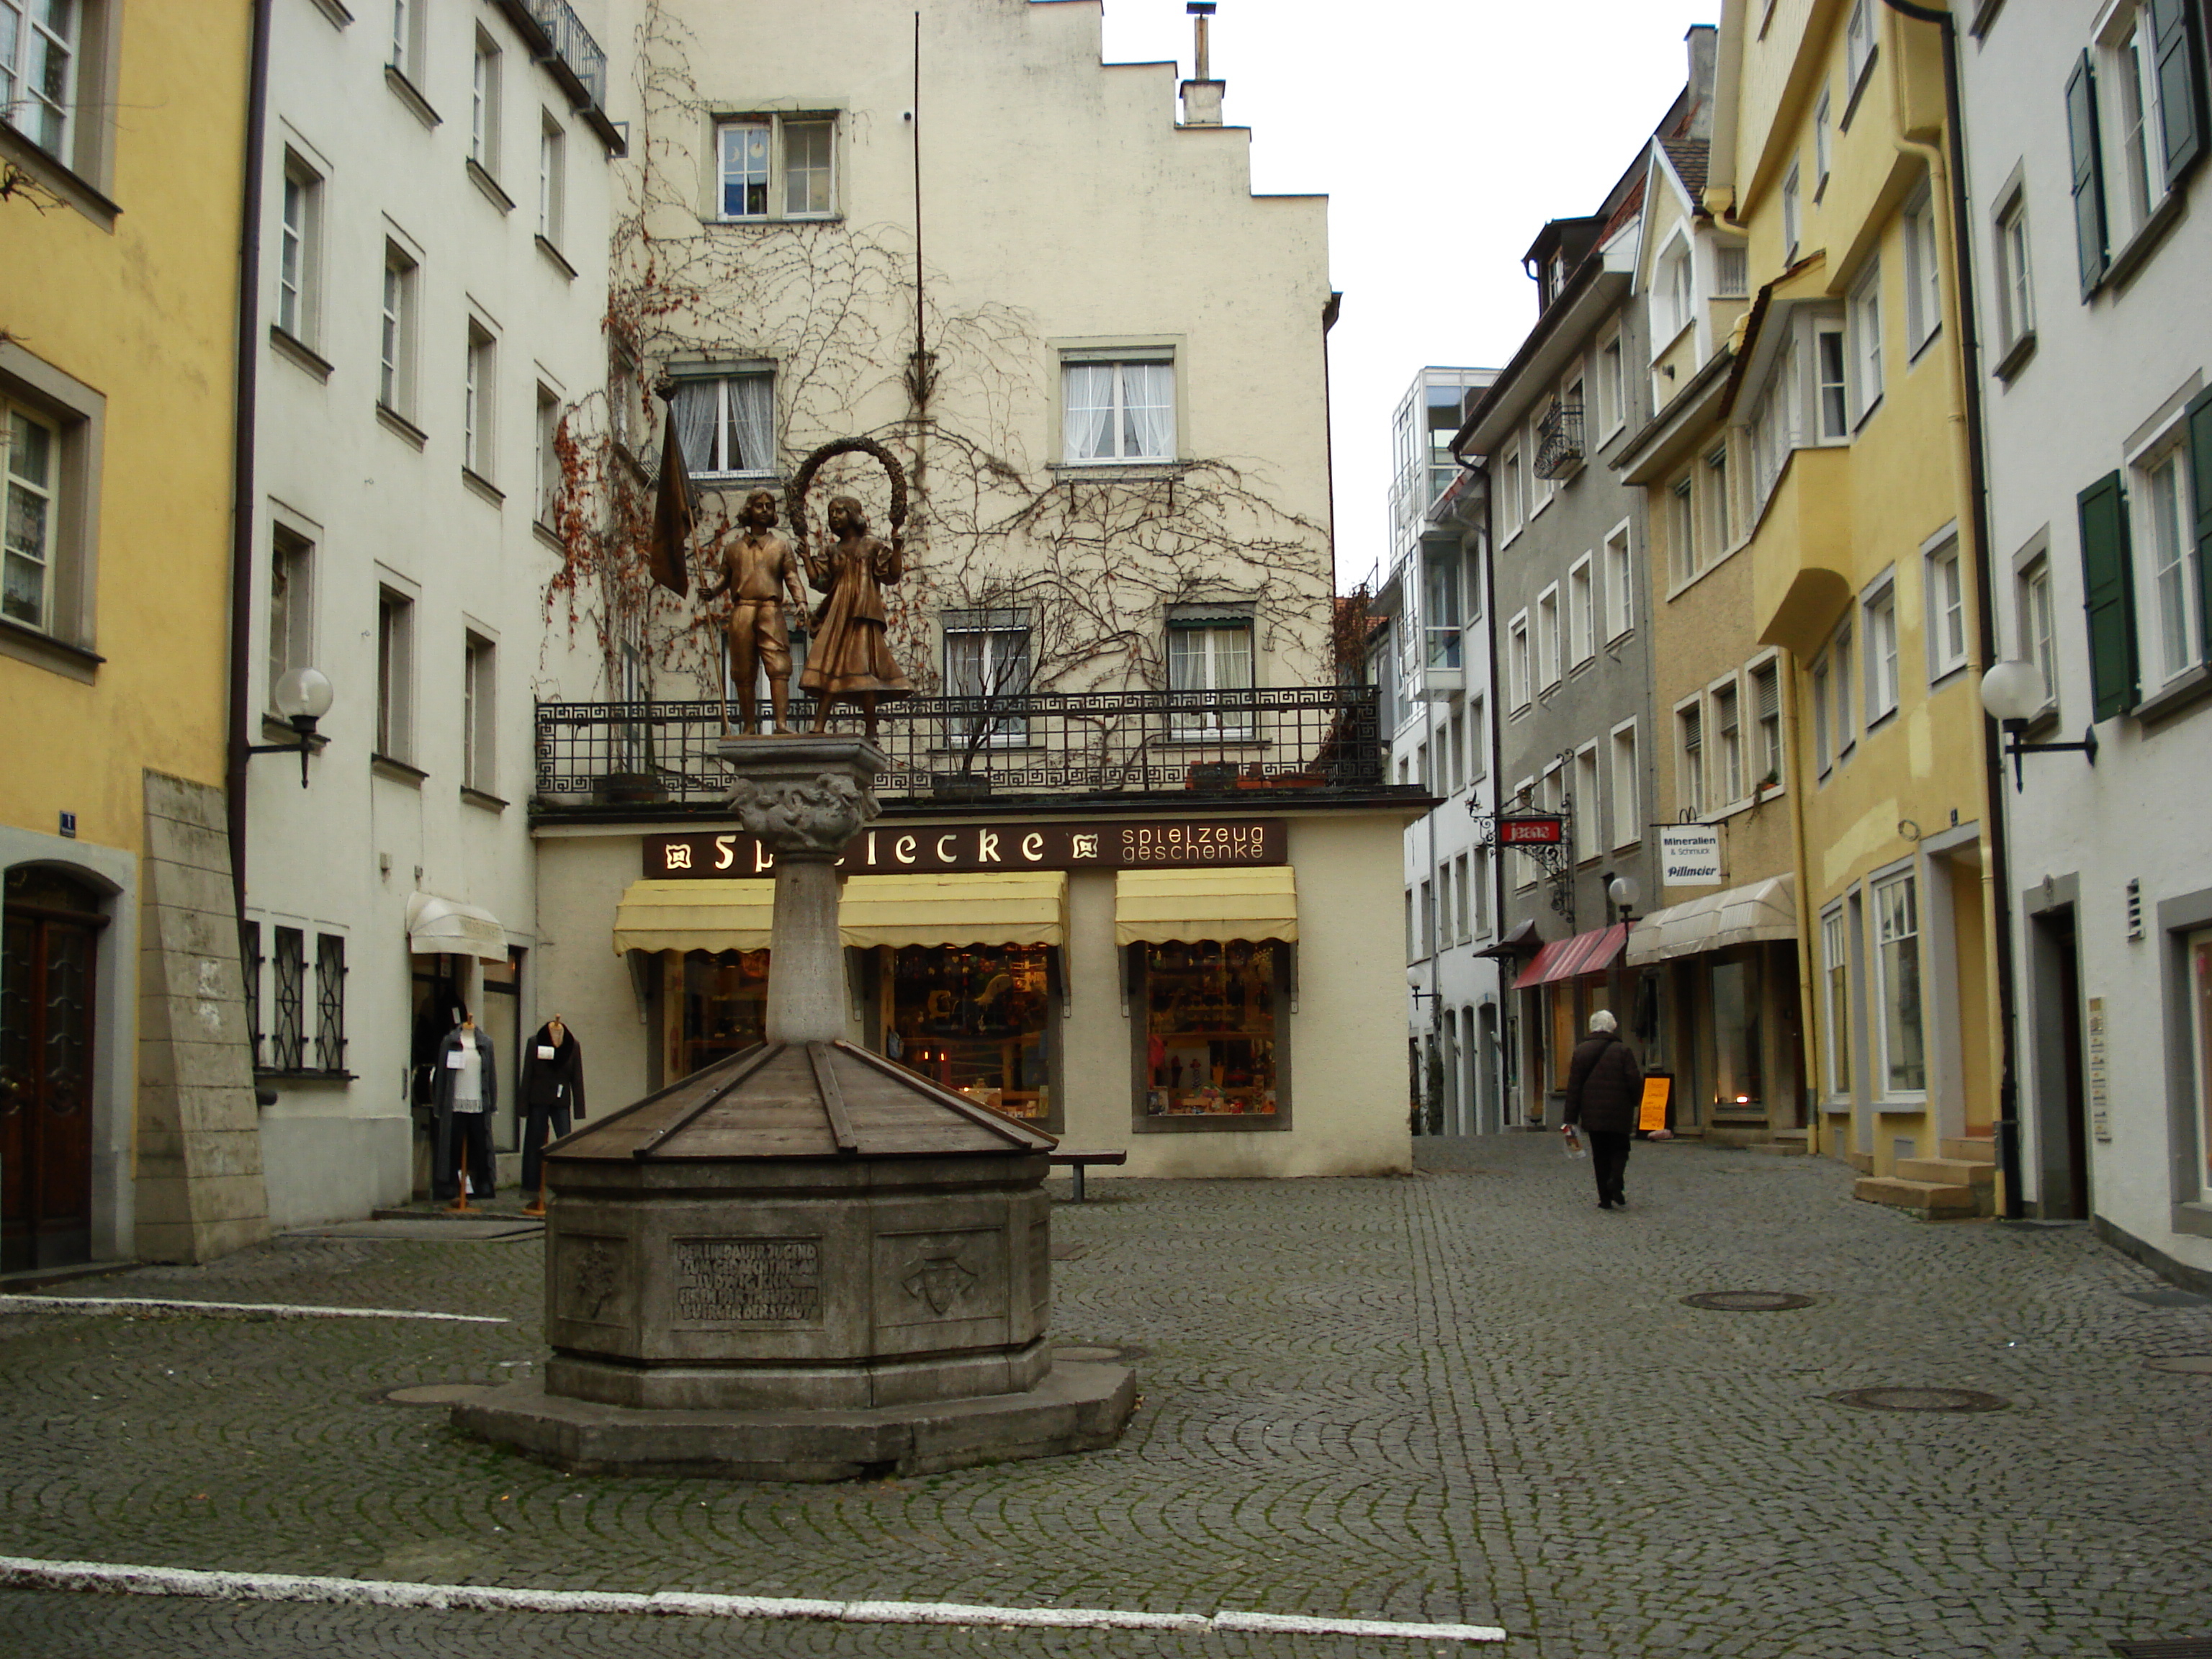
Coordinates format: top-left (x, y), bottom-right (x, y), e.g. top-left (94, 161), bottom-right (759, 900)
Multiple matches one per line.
top-left (517, 1015), bottom-right (586, 1217)
top-left (432, 1007), bottom-right (498, 1210)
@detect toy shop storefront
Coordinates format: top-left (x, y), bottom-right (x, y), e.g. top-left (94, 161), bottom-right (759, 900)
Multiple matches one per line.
top-left (533, 808), bottom-right (1413, 1180)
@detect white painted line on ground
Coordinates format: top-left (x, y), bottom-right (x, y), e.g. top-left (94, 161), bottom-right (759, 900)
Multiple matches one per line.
top-left (0, 1296), bottom-right (507, 1325)
top-left (0, 1557), bottom-right (1506, 1642)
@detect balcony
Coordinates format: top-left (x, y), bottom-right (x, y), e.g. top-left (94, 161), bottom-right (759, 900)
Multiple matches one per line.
top-left (534, 686), bottom-right (1395, 816)
top-left (1534, 400), bottom-right (1584, 480)
top-left (496, 0), bottom-right (624, 153)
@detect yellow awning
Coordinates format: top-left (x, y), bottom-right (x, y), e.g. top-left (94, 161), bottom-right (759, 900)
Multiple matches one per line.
top-left (1113, 866), bottom-right (1298, 945)
top-left (611, 879), bottom-right (774, 955)
top-left (840, 871), bottom-right (1067, 949)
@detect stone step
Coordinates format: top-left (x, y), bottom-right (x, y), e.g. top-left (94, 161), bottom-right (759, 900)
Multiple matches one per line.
top-left (1941, 1137), bottom-right (1997, 1164)
top-left (1768, 1130), bottom-right (1811, 1156)
top-left (1854, 1175), bottom-right (1979, 1217)
top-left (1844, 1151), bottom-right (1875, 1175)
top-left (1897, 1156), bottom-right (1994, 1187)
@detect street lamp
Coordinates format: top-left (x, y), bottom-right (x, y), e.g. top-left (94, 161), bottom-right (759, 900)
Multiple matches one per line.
top-left (251, 667), bottom-right (334, 788)
top-left (1606, 873), bottom-right (1640, 925)
top-left (1979, 659), bottom-right (2095, 790)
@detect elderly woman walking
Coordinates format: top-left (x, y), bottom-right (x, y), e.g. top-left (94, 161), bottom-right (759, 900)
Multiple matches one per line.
top-left (1563, 1009), bottom-right (1645, 1210)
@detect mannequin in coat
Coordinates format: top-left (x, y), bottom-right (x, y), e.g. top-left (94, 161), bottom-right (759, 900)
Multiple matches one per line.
top-left (517, 1015), bottom-right (585, 1217)
top-left (432, 1010), bottom-right (498, 1210)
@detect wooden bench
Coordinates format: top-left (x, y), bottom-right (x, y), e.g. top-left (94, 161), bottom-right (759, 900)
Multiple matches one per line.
top-left (1049, 1149), bottom-right (1126, 1202)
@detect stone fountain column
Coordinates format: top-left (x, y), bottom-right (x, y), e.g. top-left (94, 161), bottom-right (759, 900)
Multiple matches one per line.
top-left (449, 729), bottom-right (1135, 1480)
top-left (722, 735), bottom-right (885, 1044)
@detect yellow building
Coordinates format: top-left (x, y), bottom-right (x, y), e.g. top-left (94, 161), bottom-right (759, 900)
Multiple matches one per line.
top-left (1, 1), bottom-right (269, 1267)
top-left (1683, 0), bottom-right (2002, 1210)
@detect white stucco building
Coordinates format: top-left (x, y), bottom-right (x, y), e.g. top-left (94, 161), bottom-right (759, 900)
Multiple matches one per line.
top-left (241, 0), bottom-right (624, 1224)
top-left (1376, 367), bottom-right (1505, 1136)
top-left (1962, 5), bottom-right (2212, 1282)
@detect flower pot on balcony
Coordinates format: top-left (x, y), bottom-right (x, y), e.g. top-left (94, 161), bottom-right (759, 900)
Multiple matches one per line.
top-left (931, 773), bottom-right (993, 801)
top-left (1186, 762), bottom-right (1238, 793)
top-left (599, 771), bottom-right (667, 805)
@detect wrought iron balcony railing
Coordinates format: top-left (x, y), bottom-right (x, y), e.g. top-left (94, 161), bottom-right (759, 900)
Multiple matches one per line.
top-left (1534, 400), bottom-right (1585, 480)
top-left (523, 0), bottom-right (607, 105)
top-left (534, 685), bottom-right (1393, 812)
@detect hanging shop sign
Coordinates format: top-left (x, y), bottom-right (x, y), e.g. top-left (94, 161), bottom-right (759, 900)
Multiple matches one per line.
top-left (1495, 814), bottom-right (1565, 846)
top-left (1658, 824), bottom-right (1723, 887)
top-left (644, 818), bottom-right (1287, 879)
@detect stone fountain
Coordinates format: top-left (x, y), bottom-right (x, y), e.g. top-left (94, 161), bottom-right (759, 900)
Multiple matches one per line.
top-left (454, 736), bottom-right (1135, 1480)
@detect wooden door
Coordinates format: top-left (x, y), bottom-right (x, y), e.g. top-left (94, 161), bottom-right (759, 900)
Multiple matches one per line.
top-left (1, 869), bottom-right (104, 1273)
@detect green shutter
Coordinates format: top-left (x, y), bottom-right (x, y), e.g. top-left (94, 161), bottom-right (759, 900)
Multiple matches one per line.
top-left (2078, 471), bottom-right (2139, 720)
top-left (2188, 387), bottom-right (2212, 662)
top-left (2150, 0), bottom-right (2208, 183)
top-left (2067, 53), bottom-right (2110, 296)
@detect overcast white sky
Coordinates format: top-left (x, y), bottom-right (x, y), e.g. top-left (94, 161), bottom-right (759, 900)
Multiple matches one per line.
top-left (1095, 0), bottom-right (1718, 588)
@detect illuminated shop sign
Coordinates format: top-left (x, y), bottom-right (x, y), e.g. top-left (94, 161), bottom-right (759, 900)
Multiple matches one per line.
top-left (1496, 815), bottom-right (1565, 845)
top-left (644, 819), bottom-right (1287, 878)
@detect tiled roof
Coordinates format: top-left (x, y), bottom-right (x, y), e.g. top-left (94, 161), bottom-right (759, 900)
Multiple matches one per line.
top-left (1660, 135), bottom-right (1709, 200)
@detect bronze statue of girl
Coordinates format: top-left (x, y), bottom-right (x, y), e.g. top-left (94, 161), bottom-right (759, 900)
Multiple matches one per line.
top-left (799, 495), bottom-right (912, 738)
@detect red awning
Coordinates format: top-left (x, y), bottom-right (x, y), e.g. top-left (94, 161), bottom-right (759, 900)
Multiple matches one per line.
top-left (1511, 922), bottom-right (1630, 991)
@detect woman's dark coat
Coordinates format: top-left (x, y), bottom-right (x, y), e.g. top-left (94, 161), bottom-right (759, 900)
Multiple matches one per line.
top-left (1563, 1033), bottom-right (1643, 1133)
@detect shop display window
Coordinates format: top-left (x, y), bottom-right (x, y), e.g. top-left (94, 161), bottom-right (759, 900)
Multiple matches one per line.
top-left (683, 949), bottom-right (768, 1077)
top-left (1140, 940), bottom-right (1285, 1121)
top-left (881, 945), bottom-right (1054, 1123)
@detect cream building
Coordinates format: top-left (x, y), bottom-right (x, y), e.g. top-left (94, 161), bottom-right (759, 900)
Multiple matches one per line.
top-left (1697, 0), bottom-right (2005, 1210)
top-left (526, 0), bottom-right (1416, 1179)
top-left (240, 0), bottom-right (624, 1225)
top-left (1, 0), bottom-right (264, 1268)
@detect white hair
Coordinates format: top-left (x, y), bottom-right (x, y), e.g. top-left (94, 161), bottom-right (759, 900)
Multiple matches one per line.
top-left (1588, 1010), bottom-right (1619, 1035)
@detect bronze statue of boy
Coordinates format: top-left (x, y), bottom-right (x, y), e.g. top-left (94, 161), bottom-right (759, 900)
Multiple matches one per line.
top-left (704, 489), bottom-right (810, 735)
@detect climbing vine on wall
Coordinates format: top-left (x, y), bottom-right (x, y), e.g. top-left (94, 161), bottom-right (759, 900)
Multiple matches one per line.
top-left (541, 0), bottom-right (1332, 707)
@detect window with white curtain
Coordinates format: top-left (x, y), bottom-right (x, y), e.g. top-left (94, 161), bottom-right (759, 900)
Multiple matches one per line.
top-left (1062, 356), bottom-right (1175, 463)
top-left (671, 372), bottom-right (775, 477)
top-left (1166, 606), bottom-right (1254, 737)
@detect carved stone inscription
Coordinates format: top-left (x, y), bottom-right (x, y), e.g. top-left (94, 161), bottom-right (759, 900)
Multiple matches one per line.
top-left (673, 1236), bottom-right (822, 1324)
top-left (557, 1234), bottom-right (632, 1329)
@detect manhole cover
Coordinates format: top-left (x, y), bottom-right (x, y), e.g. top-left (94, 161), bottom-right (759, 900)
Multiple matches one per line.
top-left (1830, 1387), bottom-right (2010, 1413)
top-left (2122, 1290), bottom-right (2212, 1308)
top-left (2110, 1640), bottom-right (2212, 1657)
top-left (1682, 1290), bottom-right (1817, 1312)
top-left (380, 1383), bottom-right (499, 1406)
top-left (2143, 1355), bottom-right (2212, 1375)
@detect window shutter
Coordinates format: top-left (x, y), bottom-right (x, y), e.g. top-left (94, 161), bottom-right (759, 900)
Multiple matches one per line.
top-left (2150, 0), bottom-right (2208, 184)
top-left (2077, 471), bottom-right (2138, 720)
top-left (2188, 387), bottom-right (2212, 660)
top-left (2066, 53), bottom-right (2110, 296)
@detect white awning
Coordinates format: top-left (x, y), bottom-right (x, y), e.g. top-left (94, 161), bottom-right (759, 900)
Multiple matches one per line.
top-left (405, 892), bottom-right (510, 962)
top-left (1625, 875), bottom-right (1797, 966)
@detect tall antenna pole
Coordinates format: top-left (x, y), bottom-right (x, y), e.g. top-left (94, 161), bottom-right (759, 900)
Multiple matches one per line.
top-left (912, 10), bottom-right (925, 375)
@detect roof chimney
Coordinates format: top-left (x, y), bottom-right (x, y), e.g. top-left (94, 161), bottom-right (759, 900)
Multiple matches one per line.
top-left (1181, 3), bottom-right (1223, 127)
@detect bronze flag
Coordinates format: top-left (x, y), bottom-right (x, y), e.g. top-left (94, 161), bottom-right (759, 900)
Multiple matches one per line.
top-left (647, 403), bottom-right (694, 596)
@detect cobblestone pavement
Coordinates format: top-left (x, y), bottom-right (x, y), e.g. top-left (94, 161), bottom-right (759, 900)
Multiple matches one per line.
top-left (4, 1136), bottom-right (2211, 1658)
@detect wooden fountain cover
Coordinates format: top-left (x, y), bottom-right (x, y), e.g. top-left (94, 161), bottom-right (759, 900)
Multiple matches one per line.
top-left (547, 1040), bottom-right (1058, 1164)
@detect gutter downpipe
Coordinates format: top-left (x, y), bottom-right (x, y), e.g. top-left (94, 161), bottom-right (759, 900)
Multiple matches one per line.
top-left (1881, 0), bottom-right (2022, 1218)
top-left (227, 0), bottom-right (276, 926)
